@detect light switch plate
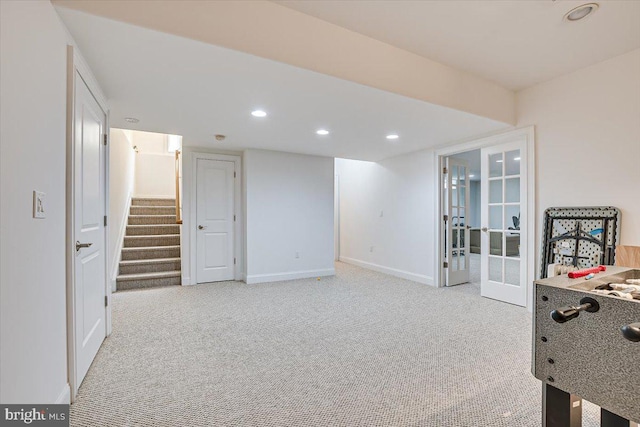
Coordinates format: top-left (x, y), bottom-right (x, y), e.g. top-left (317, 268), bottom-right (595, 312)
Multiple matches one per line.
top-left (33, 191), bottom-right (45, 219)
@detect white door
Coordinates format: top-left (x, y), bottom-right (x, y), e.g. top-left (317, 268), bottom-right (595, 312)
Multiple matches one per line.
top-left (73, 71), bottom-right (107, 389)
top-left (445, 157), bottom-right (471, 286)
top-left (196, 159), bottom-right (235, 283)
top-left (481, 139), bottom-right (528, 306)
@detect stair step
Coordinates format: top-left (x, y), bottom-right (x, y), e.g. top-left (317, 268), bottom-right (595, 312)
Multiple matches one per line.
top-left (130, 206), bottom-right (176, 215)
top-left (126, 224), bottom-right (180, 236)
top-left (116, 270), bottom-right (181, 291)
top-left (119, 258), bottom-right (181, 275)
top-left (124, 234), bottom-right (180, 248)
top-left (128, 215), bottom-right (177, 225)
top-left (121, 245), bottom-right (180, 260)
top-left (131, 198), bottom-right (175, 207)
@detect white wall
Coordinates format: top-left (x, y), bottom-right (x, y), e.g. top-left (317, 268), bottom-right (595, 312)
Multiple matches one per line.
top-left (0, 0), bottom-right (70, 404)
top-left (517, 48), bottom-right (640, 248)
top-left (245, 150), bottom-right (335, 283)
top-left (134, 153), bottom-right (175, 198)
top-left (336, 150), bottom-right (435, 285)
top-left (108, 129), bottom-right (136, 285)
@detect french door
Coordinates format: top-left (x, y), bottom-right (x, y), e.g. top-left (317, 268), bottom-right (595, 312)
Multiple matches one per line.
top-left (445, 157), bottom-right (471, 286)
top-left (480, 139), bottom-right (528, 306)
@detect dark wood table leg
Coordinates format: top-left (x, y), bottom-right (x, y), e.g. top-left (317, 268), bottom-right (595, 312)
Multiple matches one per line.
top-left (601, 409), bottom-right (631, 427)
top-left (543, 384), bottom-right (582, 427)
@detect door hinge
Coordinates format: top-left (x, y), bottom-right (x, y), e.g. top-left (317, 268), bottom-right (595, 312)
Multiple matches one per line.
top-left (234, 258), bottom-right (236, 265)
top-left (443, 214), bottom-right (448, 222)
top-left (443, 261), bottom-right (449, 268)
top-left (442, 166), bottom-right (448, 174)
top-left (234, 171), bottom-right (236, 178)
top-left (104, 215), bottom-right (108, 227)
top-left (103, 134), bottom-right (108, 146)
top-left (233, 214), bottom-right (236, 222)
top-left (105, 295), bottom-right (108, 307)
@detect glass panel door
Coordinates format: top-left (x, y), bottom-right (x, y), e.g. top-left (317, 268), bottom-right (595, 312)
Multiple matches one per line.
top-left (445, 157), bottom-right (470, 286)
top-left (481, 142), bottom-right (527, 306)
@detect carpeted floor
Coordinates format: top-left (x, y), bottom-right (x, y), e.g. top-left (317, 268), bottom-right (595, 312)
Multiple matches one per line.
top-left (70, 262), bottom-right (599, 427)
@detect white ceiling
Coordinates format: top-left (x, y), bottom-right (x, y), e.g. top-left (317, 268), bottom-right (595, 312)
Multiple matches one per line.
top-left (56, 8), bottom-right (509, 161)
top-left (275, 0), bottom-right (640, 90)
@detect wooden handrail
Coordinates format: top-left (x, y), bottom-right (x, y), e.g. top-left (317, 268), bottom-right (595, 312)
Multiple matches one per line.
top-left (175, 150), bottom-right (182, 224)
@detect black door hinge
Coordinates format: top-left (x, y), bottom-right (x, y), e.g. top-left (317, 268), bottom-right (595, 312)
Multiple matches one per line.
top-left (103, 134), bottom-right (108, 146)
top-left (234, 258), bottom-right (236, 265)
top-left (104, 215), bottom-right (108, 227)
top-left (443, 261), bottom-right (449, 268)
top-left (105, 295), bottom-right (108, 307)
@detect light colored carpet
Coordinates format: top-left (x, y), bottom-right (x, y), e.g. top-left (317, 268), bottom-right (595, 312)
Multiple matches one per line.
top-left (70, 262), bottom-right (599, 426)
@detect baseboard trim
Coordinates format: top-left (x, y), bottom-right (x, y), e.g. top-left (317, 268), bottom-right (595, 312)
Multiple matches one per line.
top-left (181, 276), bottom-right (191, 286)
top-left (339, 256), bottom-right (434, 286)
top-left (246, 268), bottom-right (335, 285)
top-left (55, 383), bottom-right (71, 404)
top-left (110, 193), bottom-right (132, 291)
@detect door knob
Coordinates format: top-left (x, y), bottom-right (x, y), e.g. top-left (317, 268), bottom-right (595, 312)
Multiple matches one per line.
top-left (481, 227), bottom-right (488, 232)
top-left (75, 241), bottom-right (92, 252)
top-left (198, 225), bottom-right (206, 230)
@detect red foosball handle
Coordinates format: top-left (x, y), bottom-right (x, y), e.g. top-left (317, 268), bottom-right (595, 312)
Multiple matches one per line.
top-left (568, 266), bottom-right (606, 279)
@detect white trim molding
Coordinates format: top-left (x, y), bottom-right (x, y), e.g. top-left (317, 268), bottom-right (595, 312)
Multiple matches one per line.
top-left (246, 268), bottom-right (335, 285)
top-left (110, 192), bottom-right (132, 291)
top-left (55, 384), bottom-right (71, 404)
top-left (340, 256), bottom-right (434, 286)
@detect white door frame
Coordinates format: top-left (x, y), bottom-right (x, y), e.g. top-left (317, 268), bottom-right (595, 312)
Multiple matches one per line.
top-left (433, 126), bottom-right (536, 309)
top-left (65, 45), bottom-right (111, 402)
top-left (189, 152), bottom-right (243, 283)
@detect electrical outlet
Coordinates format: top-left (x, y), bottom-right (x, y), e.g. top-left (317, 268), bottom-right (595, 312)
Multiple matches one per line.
top-left (370, 246), bottom-right (374, 253)
top-left (380, 210), bottom-right (384, 217)
top-left (33, 191), bottom-right (46, 219)
top-left (295, 252), bottom-right (300, 259)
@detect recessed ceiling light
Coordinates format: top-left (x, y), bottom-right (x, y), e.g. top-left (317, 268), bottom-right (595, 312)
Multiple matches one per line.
top-left (496, 159), bottom-right (504, 163)
top-left (564, 3), bottom-right (599, 22)
top-left (251, 110), bottom-right (267, 117)
top-left (386, 134), bottom-right (399, 140)
top-left (124, 117), bottom-right (139, 123)
top-left (316, 129), bottom-right (330, 136)
top-left (514, 157), bottom-right (521, 161)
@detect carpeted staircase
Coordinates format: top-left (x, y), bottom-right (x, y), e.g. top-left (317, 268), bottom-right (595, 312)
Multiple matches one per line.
top-left (116, 198), bottom-right (181, 290)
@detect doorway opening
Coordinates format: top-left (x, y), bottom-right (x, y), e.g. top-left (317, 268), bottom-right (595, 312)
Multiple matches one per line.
top-left (435, 127), bottom-right (535, 309)
top-left (108, 129), bottom-right (183, 292)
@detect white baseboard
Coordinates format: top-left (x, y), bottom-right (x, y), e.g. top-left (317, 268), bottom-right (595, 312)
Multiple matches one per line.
top-left (181, 275), bottom-right (191, 286)
top-left (110, 193), bottom-right (132, 291)
top-left (339, 256), bottom-right (434, 286)
top-left (246, 268), bottom-right (335, 285)
top-left (55, 383), bottom-right (71, 404)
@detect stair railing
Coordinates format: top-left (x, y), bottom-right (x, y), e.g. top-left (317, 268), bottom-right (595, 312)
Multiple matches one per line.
top-left (175, 150), bottom-right (182, 224)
